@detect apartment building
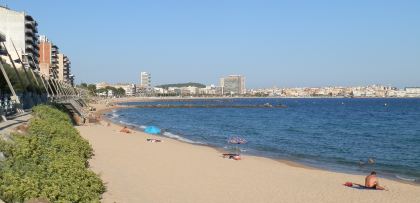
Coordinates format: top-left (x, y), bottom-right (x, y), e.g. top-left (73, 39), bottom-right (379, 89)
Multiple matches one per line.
top-left (0, 6), bottom-right (39, 69)
top-left (220, 75), bottom-right (246, 95)
top-left (140, 72), bottom-right (151, 88)
top-left (57, 53), bottom-right (71, 84)
top-left (38, 35), bottom-right (59, 79)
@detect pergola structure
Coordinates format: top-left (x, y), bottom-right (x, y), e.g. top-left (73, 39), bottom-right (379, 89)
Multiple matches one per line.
top-left (1, 33), bottom-right (80, 122)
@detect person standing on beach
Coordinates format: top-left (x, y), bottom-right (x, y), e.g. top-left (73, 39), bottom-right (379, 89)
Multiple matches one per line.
top-left (365, 171), bottom-right (386, 190)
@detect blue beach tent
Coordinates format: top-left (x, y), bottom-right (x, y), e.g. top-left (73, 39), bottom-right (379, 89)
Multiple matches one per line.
top-left (144, 126), bottom-right (161, 134)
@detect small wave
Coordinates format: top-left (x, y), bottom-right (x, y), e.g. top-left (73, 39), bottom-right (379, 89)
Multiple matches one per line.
top-left (396, 175), bottom-right (416, 182)
top-left (107, 110), bottom-right (120, 118)
top-left (118, 120), bottom-right (136, 127)
top-left (162, 132), bottom-right (204, 145)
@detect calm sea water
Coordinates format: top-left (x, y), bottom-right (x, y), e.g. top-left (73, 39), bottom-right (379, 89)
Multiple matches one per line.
top-left (107, 98), bottom-right (420, 183)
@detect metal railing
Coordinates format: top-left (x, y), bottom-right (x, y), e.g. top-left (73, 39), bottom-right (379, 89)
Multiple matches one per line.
top-left (0, 97), bottom-right (18, 121)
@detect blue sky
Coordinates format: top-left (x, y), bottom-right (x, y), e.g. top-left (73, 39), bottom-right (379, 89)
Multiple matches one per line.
top-left (4, 0), bottom-right (420, 88)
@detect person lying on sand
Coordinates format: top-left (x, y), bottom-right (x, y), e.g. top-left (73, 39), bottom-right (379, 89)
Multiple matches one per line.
top-left (365, 171), bottom-right (386, 190)
top-left (222, 153), bottom-right (241, 160)
top-left (120, 126), bottom-right (131, 133)
top-left (146, 138), bottom-right (162, 142)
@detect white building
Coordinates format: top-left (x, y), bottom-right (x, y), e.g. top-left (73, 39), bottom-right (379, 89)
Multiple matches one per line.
top-left (198, 84), bottom-right (223, 95)
top-left (0, 6), bottom-right (39, 69)
top-left (153, 87), bottom-right (166, 94)
top-left (113, 84), bottom-right (137, 97)
top-left (181, 86), bottom-right (198, 95)
top-left (140, 72), bottom-right (151, 88)
top-left (124, 84), bottom-right (137, 96)
top-left (405, 87), bottom-right (420, 97)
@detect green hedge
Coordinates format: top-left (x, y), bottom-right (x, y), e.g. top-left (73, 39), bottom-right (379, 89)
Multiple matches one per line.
top-left (0, 105), bottom-right (105, 202)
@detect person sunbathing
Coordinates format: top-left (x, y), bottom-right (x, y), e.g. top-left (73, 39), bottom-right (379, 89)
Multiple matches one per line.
top-left (120, 126), bottom-right (131, 133)
top-left (365, 171), bottom-right (386, 190)
top-left (222, 153), bottom-right (241, 160)
top-left (344, 171), bottom-right (387, 190)
top-left (146, 138), bottom-right (162, 142)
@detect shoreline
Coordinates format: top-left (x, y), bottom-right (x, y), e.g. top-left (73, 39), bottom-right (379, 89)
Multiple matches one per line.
top-left (96, 99), bottom-right (419, 187)
top-left (78, 99), bottom-right (420, 202)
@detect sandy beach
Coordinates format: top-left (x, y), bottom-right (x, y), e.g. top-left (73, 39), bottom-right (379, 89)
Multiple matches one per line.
top-left (77, 102), bottom-right (420, 203)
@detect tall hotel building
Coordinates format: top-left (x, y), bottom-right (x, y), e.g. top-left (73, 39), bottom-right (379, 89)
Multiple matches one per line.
top-left (220, 75), bottom-right (246, 95)
top-left (0, 6), bottom-right (39, 69)
top-left (140, 72), bottom-right (151, 88)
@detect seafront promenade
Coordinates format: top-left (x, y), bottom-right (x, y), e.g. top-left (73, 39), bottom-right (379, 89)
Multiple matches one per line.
top-left (74, 101), bottom-right (420, 203)
top-left (0, 112), bottom-right (32, 134)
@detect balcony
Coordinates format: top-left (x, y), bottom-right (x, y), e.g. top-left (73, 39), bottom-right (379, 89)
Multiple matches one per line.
top-left (25, 29), bottom-right (34, 37)
top-left (51, 47), bottom-right (58, 53)
top-left (25, 36), bottom-right (33, 42)
top-left (26, 44), bottom-right (34, 51)
top-left (25, 15), bottom-right (34, 21)
top-left (25, 21), bottom-right (34, 29)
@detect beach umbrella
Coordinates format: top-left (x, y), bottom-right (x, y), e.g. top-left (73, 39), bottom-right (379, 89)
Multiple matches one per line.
top-left (145, 126), bottom-right (161, 135)
top-left (228, 136), bottom-right (247, 155)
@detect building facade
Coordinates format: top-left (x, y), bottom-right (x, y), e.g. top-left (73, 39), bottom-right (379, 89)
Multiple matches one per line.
top-left (57, 53), bottom-right (71, 84)
top-left (220, 75), bottom-right (246, 95)
top-left (140, 72), bottom-right (151, 88)
top-left (38, 35), bottom-right (59, 79)
top-left (0, 6), bottom-right (39, 69)
top-left (405, 87), bottom-right (420, 97)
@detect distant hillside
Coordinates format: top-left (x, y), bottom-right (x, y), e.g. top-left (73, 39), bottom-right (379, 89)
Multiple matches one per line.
top-left (156, 82), bottom-right (206, 89)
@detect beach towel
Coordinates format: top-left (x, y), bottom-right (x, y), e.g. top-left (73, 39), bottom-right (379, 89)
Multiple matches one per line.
top-left (343, 182), bottom-right (384, 190)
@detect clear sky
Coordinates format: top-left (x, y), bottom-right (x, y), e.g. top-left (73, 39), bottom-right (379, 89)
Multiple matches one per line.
top-left (3, 0), bottom-right (420, 88)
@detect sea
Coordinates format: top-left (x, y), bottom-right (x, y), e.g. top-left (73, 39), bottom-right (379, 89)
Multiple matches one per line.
top-left (106, 98), bottom-right (420, 183)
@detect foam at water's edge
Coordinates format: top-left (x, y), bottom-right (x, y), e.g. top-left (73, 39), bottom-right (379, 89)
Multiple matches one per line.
top-left (105, 112), bottom-right (203, 144)
top-left (162, 132), bottom-right (205, 145)
top-left (108, 110), bottom-right (119, 119)
top-left (396, 175), bottom-right (416, 182)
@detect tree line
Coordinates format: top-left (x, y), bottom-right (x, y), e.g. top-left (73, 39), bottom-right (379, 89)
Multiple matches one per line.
top-left (77, 83), bottom-right (126, 97)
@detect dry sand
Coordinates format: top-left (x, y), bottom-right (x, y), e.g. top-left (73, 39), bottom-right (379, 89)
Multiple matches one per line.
top-left (77, 103), bottom-right (420, 203)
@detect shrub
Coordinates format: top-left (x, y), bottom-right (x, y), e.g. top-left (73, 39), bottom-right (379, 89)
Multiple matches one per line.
top-left (0, 105), bottom-right (105, 202)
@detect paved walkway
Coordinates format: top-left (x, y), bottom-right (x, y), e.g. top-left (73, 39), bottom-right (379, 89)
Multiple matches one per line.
top-left (0, 112), bottom-right (32, 135)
